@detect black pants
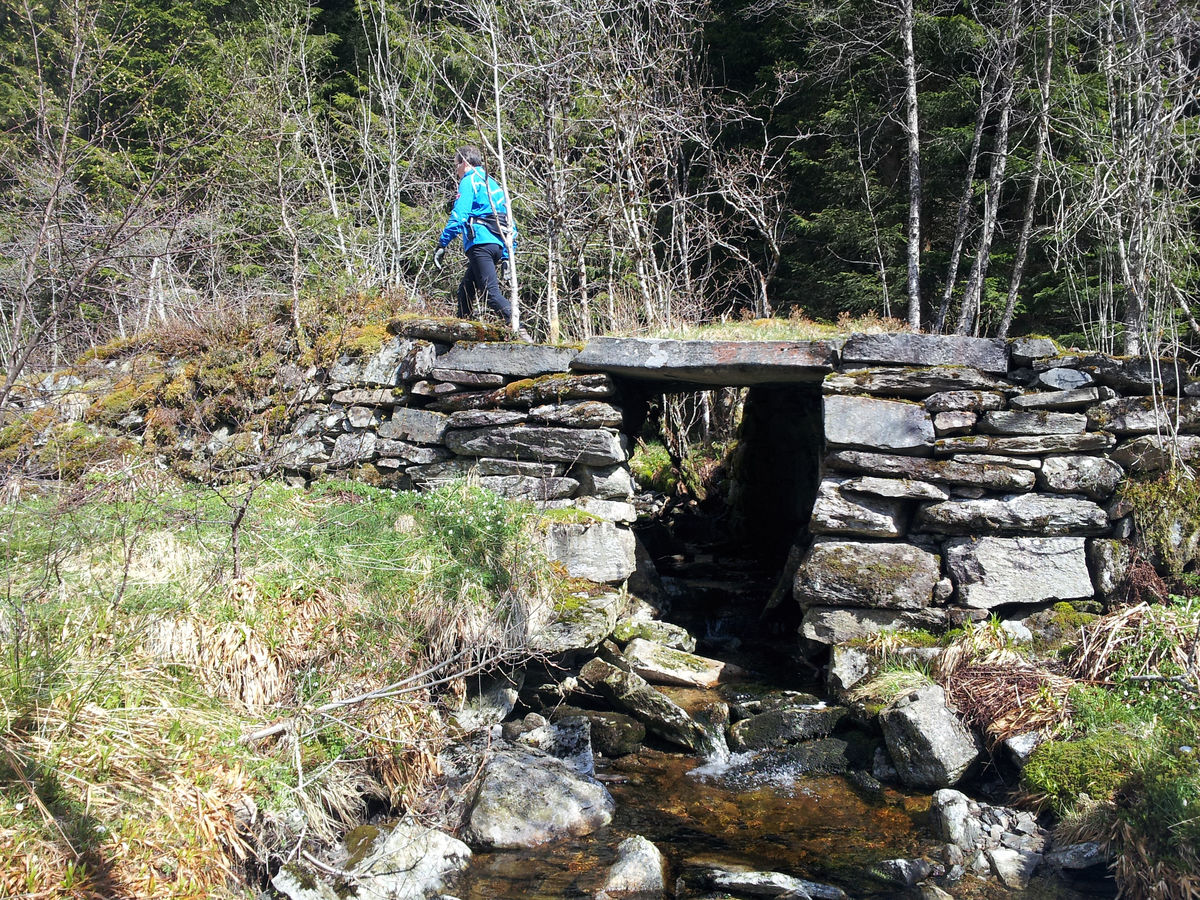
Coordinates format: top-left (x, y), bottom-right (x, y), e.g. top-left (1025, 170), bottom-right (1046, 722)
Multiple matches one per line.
top-left (457, 243), bottom-right (511, 323)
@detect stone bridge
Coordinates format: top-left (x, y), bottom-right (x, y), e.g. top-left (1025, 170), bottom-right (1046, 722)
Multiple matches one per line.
top-left (280, 320), bottom-right (1188, 643)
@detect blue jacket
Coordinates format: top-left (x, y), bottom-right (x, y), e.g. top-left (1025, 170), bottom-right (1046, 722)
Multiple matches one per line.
top-left (438, 166), bottom-right (516, 255)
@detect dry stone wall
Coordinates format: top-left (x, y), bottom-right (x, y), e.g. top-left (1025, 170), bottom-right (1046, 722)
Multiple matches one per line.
top-left (794, 332), bottom-right (1178, 644)
top-left (276, 318), bottom-right (638, 584)
top-left (281, 325), bottom-right (1179, 630)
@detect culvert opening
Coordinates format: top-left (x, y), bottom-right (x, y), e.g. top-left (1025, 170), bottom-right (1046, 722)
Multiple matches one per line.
top-left (622, 381), bottom-right (824, 660)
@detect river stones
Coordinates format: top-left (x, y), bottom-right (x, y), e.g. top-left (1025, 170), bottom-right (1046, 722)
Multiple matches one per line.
top-left (728, 704), bottom-right (848, 752)
top-left (686, 863), bottom-right (848, 900)
top-left (551, 706), bottom-right (645, 757)
top-left (273, 817), bottom-right (471, 900)
top-left (579, 657), bottom-right (716, 754)
top-left (612, 617), bottom-right (696, 652)
top-left (597, 835), bottom-right (667, 898)
top-left (623, 638), bottom-right (734, 688)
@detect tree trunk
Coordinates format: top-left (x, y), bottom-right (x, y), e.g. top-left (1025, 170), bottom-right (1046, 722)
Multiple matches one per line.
top-left (934, 65), bottom-right (997, 334)
top-left (901, 0), bottom-right (923, 331)
top-left (998, 4), bottom-right (1055, 339)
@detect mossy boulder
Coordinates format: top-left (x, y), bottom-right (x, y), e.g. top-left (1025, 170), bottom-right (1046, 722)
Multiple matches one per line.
top-left (729, 705), bottom-right (849, 752)
top-left (793, 539), bottom-right (940, 610)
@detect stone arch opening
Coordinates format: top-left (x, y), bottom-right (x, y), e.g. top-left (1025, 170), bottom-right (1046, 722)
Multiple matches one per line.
top-left (616, 378), bottom-right (825, 651)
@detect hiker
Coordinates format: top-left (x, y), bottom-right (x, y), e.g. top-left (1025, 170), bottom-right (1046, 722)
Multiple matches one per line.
top-left (433, 147), bottom-right (529, 339)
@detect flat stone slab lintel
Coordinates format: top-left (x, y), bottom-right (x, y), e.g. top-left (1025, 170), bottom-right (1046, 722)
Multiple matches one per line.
top-left (571, 337), bottom-right (838, 385)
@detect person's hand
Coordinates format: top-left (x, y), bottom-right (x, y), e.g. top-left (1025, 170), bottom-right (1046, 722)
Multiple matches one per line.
top-left (499, 257), bottom-right (510, 281)
top-left (433, 247), bottom-right (446, 270)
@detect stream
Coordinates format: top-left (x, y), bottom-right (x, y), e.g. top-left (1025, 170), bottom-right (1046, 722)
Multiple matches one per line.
top-left (453, 522), bottom-right (1115, 899)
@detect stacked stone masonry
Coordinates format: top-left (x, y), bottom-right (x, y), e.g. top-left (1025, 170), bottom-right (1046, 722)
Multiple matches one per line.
top-left (249, 325), bottom-right (1185, 628)
top-left (276, 318), bottom-right (638, 584)
top-left (796, 332), bottom-right (1180, 644)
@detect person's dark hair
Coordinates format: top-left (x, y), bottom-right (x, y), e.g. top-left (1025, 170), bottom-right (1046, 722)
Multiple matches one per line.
top-left (455, 146), bottom-right (484, 168)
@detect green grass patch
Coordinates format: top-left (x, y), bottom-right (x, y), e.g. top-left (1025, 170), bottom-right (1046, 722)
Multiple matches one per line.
top-left (0, 472), bottom-right (558, 897)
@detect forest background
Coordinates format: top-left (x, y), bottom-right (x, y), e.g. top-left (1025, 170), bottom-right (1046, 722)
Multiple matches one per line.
top-left (2, 0), bottom-right (1199, 398)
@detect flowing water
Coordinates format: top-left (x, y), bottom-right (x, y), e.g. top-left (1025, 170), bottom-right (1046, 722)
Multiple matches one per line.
top-left (454, 533), bottom-right (1115, 899)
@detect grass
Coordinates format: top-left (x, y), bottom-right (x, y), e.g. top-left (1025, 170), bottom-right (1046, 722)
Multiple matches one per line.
top-left (0, 469), bottom-right (559, 898)
top-left (632, 308), bottom-right (909, 342)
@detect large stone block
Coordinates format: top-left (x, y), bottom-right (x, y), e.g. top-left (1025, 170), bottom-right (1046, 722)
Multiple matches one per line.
top-left (809, 477), bottom-right (906, 537)
top-left (1032, 354), bottom-right (1185, 394)
top-left (494, 373), bottom-right (617, 406)
top-left (378, 407), bottom-right (449, 444)
top-left (388, 316), bottom-right (509, 343)
top-left (935, 433), bottom-right (1115, 456)
top-left (824, 367), bottom-right (1003, 398)
top-left (793, 539), bottom-right (940, 609)
top-left (572, 463), bottom-right (634, 500)
top-left (541, 522), bottom-right (636, 583)
top-left (1088, 538), bottom-right (1133, 604)
top-left (438, 342), bottom-right (579, 376)
top-left (824, 395), bottom-right (934, 453)
top-left (445, 426), bottom-right (627, 466)
top-left (478, 475), bottom-right (579, 501)
top-left (841, 333), bottom-right (1009, 374)
top-left (827, 450), bottom-right (1036, 491)
top-left (925, 390), bottom-right (1006, 413)
top-left (1009, 386), bottom-right (1110, 411)
top-left (571, 337), bottom-right (838, 385)
top-left (1111, 434), bottom-right (1200, 474)
top-left (529, 400), bottom-right (623, 428)
top-left (800, 606), bottom-right (948, 644)
top-left (915, 493), bottom-right (1109, 536)
top-left (979, 410), bottom-right (1087, 436)
top-left (329, 431), bottom-right (376, 468)
top-left (944, 536), bottom-right (1093, 608)
top-left (1009, 337), bottom-right (1061, 366)
top-left (839, 475), bottom-right (950, 501)
top-left (1036, 367), bottom-right (1093, 391)
top-left (1087, 396), bottom-right (1200, 435)
top-left (880, 685), bottom-right (980, 788)
top-left (1038, 455), bottom-right (1124, 500)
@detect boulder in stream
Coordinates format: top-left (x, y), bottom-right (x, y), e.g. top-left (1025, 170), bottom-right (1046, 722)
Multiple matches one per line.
top-left (552, 706), bottom-right (646, 757)
top-left (879, 686), bottom-right (980, 788)
top-left (596, 835), bottom-right (668, 899)
top-left (623, 638), bottom-right (735, 688)
top-left (728, 704), bottom-right (848, 752)
top-left (579, 657), bottom-right (718, 755)
top-left (463, 745), bottom-right (615, 849)
top-left (272, 817), bottom-right (471, 900)
top-left (685, 861), bottom-right (847, 900)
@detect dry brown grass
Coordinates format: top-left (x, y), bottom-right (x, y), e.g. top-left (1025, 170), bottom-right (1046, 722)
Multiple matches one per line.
top-left (932, 624), bottom-right (1076, 746)
top-left (1068, 601), bottom-right (1200, 691)
top-left (942, 664), bottom-right (1075, 747)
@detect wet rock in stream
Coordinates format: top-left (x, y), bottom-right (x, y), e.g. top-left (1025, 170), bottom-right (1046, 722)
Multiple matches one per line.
top-left (463, 743), bottom-right (615, 849)
top-left (727, 703), bottom-right (848, 752)
top-left (579, 657), bottom-right (722, 755)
